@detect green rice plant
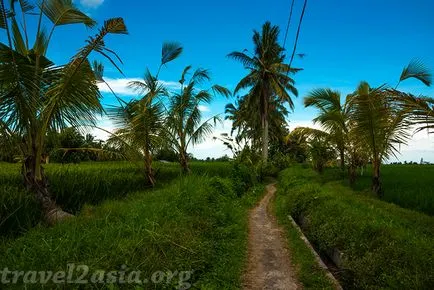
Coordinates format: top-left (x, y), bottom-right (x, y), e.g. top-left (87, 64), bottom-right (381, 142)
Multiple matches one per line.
top-left (277, 166), bottom-right (434, 289)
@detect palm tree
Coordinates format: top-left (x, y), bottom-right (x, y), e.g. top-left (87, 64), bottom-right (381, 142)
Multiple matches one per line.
top-left (348, 60), bottom-right (432, 196)
top-left (0, 0), bottom-right (127, 224)
top-left (304, 88), bottom-right (348, 170)
top-left (228, 21), bottom-right (300, 162)
top-left (109, 98), bottom-right (165, 186)
top-left (348, 82), bottom-right (412, 196)
top-left (167, 66), bottom-right (230, 173)
top-left (108, 43), bottom-right (182, 186)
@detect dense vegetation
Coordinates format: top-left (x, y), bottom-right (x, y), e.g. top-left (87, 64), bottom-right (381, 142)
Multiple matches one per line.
top-left (276, 166), bottom-right (434, 289)
top-left (0, 161), bottom-right (265, 288)
top-left (1, 1), bottom-right (433, 289)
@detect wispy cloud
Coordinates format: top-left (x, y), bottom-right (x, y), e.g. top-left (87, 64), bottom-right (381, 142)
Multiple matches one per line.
top-left (79, 0), bottom-right (104, 9)
top-left (98, 77), bottom-right (182, 96)
top-left (198, 105), bottom-right (210, 112)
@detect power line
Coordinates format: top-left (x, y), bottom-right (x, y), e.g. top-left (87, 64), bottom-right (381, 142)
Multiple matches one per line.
top-left (289, 0), bottom-right (308, 68)
top-left (283, 0), bottom-right (296, 50)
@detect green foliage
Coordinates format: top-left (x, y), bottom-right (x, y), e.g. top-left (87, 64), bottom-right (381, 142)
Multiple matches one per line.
top-left (228, 21), bottom-right (300, 161)
top-left (274, 196), bottom-right (335, 289)
top-left (308, 137), bottom-right (336, 173)
top-left (0, 166), bottom-right (263, 289)
top-left (270, 151), bottom-right (293, 170)
top-left (349, 164), bottom-right (434, 215)
top-left (256, 161), bottom-right (279, 180)
top-left (277, 166), bottom-right (434, 289)
top-left (0, 161), bottom-right (233, 237)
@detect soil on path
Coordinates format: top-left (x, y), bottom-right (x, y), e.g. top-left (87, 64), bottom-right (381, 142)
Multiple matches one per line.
top-left (243, 183), bottom-right (300, 290)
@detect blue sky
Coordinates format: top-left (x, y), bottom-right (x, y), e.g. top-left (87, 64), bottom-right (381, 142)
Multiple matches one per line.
top-left (9, 0), bottom-right (434, 160)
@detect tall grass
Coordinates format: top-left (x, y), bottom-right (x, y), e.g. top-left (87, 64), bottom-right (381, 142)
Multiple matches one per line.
top-left (0, 161), bottom-right (232, 238)
top-left (0, 172), bottom-right (264, 289)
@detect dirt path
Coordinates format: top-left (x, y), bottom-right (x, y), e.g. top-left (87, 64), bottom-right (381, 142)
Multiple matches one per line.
top-left (243, 183), bottom-right (300, 290)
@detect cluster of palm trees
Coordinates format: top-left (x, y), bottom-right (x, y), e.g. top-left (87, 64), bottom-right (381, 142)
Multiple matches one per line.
top-left (1, 1), bottom-right (432, 222)
top-left (295, 60), bottom-right (433, 196)
top-left (107, 43), bottom-right (230, 185)
top-left (225, 22), bottom-right (300, 162)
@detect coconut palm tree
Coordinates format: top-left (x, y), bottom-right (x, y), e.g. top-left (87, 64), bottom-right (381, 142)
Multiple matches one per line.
top-left (348, 82), bottom-right (413, 196)
top-left (108, 43), bottom-right (182, 186)
top-left (228, 21), bottom-right (300, 162)
top-left (167, 66), bottom-right (230, 173)
top-left (304, 88), bottom-right (349, 170)
top-left (348, 60), bottom-right (432, 196)
top-left (0, 0), bottom-right (127, 223)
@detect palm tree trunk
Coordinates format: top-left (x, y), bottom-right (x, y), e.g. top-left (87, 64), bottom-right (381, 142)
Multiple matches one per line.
top-left (372, 159), bottom-right (383, 197)
top-left (144, 149), bottom-right (155, 186)
top-left (22, 155), bottom-right (73, 225)
top-left (339, 149), bottom-right (345, 171)
top-left (262, 116), bottom-right (269, 162)
top-left (348, 164), bottom-right (356, 186)
top-left (180, 150), bottom-right (190, 174)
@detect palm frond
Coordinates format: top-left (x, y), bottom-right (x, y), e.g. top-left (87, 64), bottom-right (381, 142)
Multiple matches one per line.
top-left (161, 42), bottom-right (183, 66)
top-left (399, 59), bottom-right (432, 87)
top-left (41, 0), bottom-right (96, 28)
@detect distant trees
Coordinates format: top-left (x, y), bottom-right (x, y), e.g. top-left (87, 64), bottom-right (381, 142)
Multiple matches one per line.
top-left (0, 0), bottom-right (127, 223)
top-left (228, 21), bottom-right (300, 162)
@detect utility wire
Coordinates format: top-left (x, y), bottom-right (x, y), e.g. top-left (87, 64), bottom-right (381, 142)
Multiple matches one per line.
top-left (283, 0), bottom-right (296, 50)
top-left (289, 0), bottom-right (308, 68)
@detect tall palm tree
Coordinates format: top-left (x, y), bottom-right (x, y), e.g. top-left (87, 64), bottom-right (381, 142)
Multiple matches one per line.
top-left (167, 66), bottom-right (230, 173)
top-left (228, 21), bottom-right (300, 162)
top-left (0, 0), bottom-right (127, 224)
top-left (304, 88), bottom-right (348, 170)
top-left (108, 43), bottom-right (182, 186)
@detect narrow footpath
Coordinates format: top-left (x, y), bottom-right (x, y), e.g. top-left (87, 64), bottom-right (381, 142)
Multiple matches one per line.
top-left (243, 183), bottom-right (300, 290)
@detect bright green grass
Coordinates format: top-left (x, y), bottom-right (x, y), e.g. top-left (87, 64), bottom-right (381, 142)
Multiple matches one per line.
top-left (277, 166), bottom-right (434, 289)
top-left (0, 161), bottom-right (232, 237)
top-left (0, 172), bottom-right (264, 289)
top-left (273, 196), bottom-right (335, 289)
top-left (316, 164), bottom-right (434, 215)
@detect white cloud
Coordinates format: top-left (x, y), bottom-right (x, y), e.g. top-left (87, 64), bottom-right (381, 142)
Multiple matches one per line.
top-left (198, 105), bottom-right (210, 112)
top-left (388, 131), bottom-right (434, 163)
top-left (98, 77), bottom-right (182, 96)
top-left (189, 120), bottom-right (234, 159)
top-left (80, 0), bottom-right (104, 9)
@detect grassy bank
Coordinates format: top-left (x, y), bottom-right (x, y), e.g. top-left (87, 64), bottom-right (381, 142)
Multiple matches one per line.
top-left (0, 171), bottom-right (264, 289)
top-left (273, 199), bottom-right (336, 289)
top-left (276, 166), bottom-right (434, 289)
top-left (0, 161), bottom-right (230, 237)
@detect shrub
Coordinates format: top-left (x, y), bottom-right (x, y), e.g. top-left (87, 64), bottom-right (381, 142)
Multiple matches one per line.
top-left (270, 151), bottom-right (292, 170)
top-left (256, 161), bottom-right (279, 180)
